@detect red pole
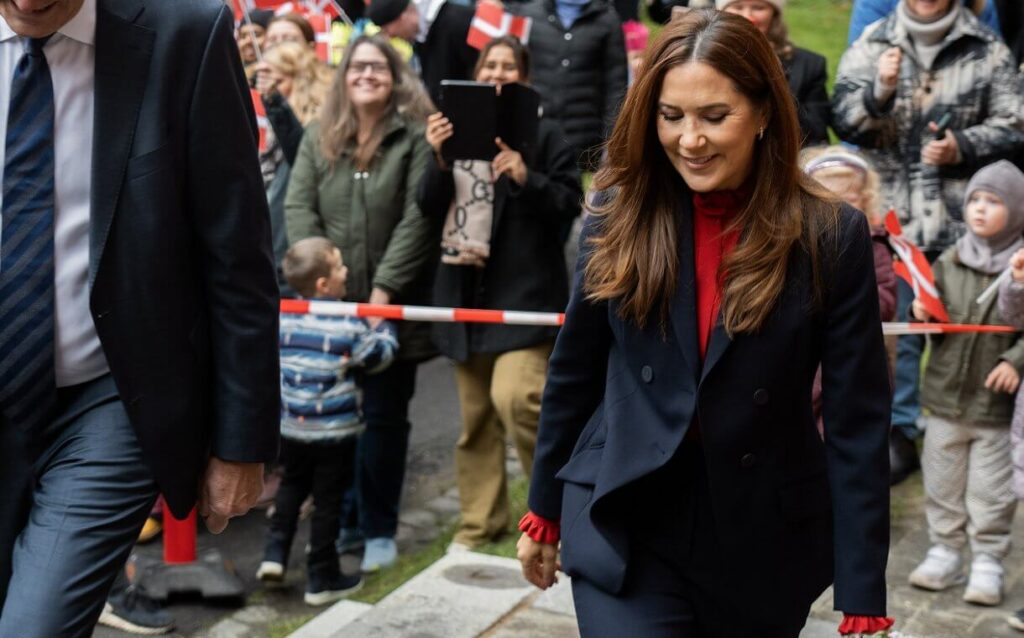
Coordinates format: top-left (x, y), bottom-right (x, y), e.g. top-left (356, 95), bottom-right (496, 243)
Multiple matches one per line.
top-left (164, 507), bottom-right (197, 565)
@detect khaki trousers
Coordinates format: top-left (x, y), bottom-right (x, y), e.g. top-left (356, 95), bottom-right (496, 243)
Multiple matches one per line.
top-left (452, 341), bottom-right (553, 546)
top-left (921, 414), bottom-right (1016, 559)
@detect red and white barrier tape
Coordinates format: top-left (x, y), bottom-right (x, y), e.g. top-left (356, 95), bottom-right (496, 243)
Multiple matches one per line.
top-left (281, 300), bottom-right (1016, 336)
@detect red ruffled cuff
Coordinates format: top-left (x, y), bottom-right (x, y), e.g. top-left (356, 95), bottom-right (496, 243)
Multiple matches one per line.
top-left (518, 511), bottom-right (560, 544)
top-left (838, 615), bottom-right (895, 634)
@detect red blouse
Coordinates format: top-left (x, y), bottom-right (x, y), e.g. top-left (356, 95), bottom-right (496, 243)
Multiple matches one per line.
top-left (519, 188), bottom-right (892, 634)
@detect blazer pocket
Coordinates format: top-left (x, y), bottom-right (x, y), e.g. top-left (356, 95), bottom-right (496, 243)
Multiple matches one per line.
top-left (126, 144), bottom-right (173, 182)
top-left (556, 444), bottom-right (603, 486)
top-left (778, 473), bottom-right (831, 522)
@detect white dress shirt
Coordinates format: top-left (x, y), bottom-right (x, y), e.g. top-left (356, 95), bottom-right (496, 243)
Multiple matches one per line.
top-left (0, 0), bottom-right (108, 387)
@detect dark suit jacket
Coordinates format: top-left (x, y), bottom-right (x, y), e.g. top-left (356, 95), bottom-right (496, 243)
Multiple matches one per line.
top-left (783, 47), bottom-right (832, 147)
top-left (528, 198), bottom-right (891, 617)
top-left (86, 0), bottom-right (280, 518)
top-left (417, 3), bottom-right (479, 107)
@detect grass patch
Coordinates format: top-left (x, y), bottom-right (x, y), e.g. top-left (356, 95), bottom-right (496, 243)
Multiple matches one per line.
top-left (786, 0), bottom-right (853, 93)
top-left (268, 613), bottom-right (317, 638)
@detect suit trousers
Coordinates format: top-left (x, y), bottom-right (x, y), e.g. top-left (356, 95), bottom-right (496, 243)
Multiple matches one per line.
top-left (921, 414), bottom-right (1016, 558)
top-left (0, 374), bottom-right (158, 638)
top-left (451, 341), bottom-right (553, 546)
top-left (571, 441), bottom-right (810, 638)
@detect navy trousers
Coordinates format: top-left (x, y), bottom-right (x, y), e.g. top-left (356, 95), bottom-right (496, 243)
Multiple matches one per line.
top-left (572, 442), bottom-right (810, 638)
top-left (0, 375), bottom-right (158, 637)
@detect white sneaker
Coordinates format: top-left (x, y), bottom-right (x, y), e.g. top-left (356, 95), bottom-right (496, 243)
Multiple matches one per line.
top-left (964, 554), bottom-right (1003, 606)
top-left (909, 544), bottom-right (965, 591)
top-left (256, 561), bottom-right (285, 587)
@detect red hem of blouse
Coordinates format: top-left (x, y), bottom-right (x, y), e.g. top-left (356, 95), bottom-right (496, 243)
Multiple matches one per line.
top-left (518, 511), bottom-right (560, 545)
top-left (838, 615), bottom-right (895, 634)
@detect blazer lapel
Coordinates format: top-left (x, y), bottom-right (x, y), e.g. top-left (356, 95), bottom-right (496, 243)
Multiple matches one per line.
top-left (669, 197), bottom-right (700, 384)
top-left (89, 0), bottom-right (153, 285)
top-left (700, 321), bottom-right (732, 386)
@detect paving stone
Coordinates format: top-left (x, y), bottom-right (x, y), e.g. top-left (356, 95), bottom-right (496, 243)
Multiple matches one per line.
top-left (198, 618), bottom-right (251, 638)
top-left (288, 600), bottom-right (372, 638)
top-left (322, 552), bottom-right (535, 638)
top-left (800, 618), bottom-right (839, 638)
top-left (232, 604), bottom-right (279, 624)
top-left (484, 608), bottom-right (579, 638)
top-left (425, 494), bottom-right (462, 519)
top-left (400, 509), bottom-right (439, 530)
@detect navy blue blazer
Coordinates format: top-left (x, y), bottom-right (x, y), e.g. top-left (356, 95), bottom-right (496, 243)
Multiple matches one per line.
top-left (528, 198), bottom-right (891, 617)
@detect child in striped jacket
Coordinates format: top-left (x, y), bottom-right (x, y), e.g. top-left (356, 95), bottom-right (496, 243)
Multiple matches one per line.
top-left (258, 237), bottom-right (397, 606)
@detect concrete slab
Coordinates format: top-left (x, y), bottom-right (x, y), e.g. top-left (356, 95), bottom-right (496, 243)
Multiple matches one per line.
top-left (531, 575), bottom-right (575, 617)
top-left (288, 600), bottom-right (372, 638)
top-left (484, 608), bottom-right (580, 638)
top-left (320, 552), bottom-right (535, 638)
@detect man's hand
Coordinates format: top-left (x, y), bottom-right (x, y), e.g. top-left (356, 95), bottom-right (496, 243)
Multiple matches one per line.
top-left (367, 287), bottom-right (392, 329)
top-left (911, 298), bottom-right (931, 322)
top-left (198, 458), bottom-right (264, 534)
top-left (516, 533), bottom-right (560, 589)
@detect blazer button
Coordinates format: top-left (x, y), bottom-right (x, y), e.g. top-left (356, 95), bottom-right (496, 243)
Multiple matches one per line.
top-left (753, 388), bottom-right (769, 405)
top-left (740, 453), bottom-right (756, 468)
top-left (641, 365), bottom-right (654, 383)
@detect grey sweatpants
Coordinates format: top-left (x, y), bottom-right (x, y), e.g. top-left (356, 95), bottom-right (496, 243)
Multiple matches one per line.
top-left (922, 414), bottom-right (1016, 559)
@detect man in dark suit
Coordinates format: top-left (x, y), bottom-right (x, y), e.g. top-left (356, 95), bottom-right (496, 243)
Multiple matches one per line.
top-left (0, 0), bottom-right (280, 634)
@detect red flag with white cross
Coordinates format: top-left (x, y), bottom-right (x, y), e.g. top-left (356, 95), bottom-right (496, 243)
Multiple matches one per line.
top-left (885, 209), bottom-right (950, 323)
top-left (466, 2), bottom-right (532, 50)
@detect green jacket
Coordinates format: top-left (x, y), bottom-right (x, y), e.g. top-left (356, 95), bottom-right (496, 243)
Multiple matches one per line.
top-left (285, 114), bottom-right (437, 362)
top-left (921, 247), bottom-right (1024, 424)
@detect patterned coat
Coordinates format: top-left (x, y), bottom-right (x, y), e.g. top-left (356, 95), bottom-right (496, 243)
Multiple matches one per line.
top-left (832, 9), bottom-right (1024, 254)
top-left (998, 277), bottom-right (1024, 499)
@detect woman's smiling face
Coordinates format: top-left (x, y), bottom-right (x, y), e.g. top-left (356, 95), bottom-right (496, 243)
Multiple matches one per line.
top-left (655, 60), bottom-right (764, 192)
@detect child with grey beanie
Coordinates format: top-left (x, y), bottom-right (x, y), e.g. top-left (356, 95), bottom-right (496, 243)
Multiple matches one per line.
top-left (909, 160), bottom-right (1024, 607)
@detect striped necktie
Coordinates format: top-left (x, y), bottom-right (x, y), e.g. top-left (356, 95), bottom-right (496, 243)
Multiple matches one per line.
top-left (0, 36), bottom-right (56, 431)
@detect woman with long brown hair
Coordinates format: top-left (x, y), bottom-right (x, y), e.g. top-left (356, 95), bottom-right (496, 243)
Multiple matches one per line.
top-left (285, 35), bottom-right (435, 574)
top-left (515, 10), bottom-right (893, 636)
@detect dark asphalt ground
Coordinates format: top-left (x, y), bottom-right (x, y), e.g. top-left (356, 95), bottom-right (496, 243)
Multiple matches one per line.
top-left (92, 356), bottom-right (461, 637)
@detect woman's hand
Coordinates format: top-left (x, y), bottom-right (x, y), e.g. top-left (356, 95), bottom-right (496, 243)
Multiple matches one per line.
top-left (1010, 248), bottom-right (1024, 283)
top-left (985, 361), bottom-right (1021, 394)
top-left (877, 46), bottom-right (902, 87)
top-left (921, 125), bottom-right (960, 166)
top-left (492, 137), bottom-right (527, 186)
top-left (516, 533), bottom-right (560, 589)
top-left (252, 62), bottom-right (279, 99)
top-left (426, 112), bottom-right (454, 168)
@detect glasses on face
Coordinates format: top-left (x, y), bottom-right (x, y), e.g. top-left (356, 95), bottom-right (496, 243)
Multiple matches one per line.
top-left (348, 61), bottom-right (390, 76)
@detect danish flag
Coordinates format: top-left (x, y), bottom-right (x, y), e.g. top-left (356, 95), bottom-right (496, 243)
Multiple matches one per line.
top-left (466, 2), bottom-right (532, 50)
top-left (885, 210), bottom-right (950, 323)
top-left (234, 0), bottom-right (344, 21)
top-left (251, 88), bottom-right (270, 154)
top-left (306, 13), bottom-right (335, 63)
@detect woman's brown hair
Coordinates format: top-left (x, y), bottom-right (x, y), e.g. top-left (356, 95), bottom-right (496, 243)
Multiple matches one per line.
top-left (586, 9), bottom-right (837, 335)
top-left (318, 35), bottom-right (434, 169)
top-left (268, 12), bottom-right (316, 44)
top-left (472, 36), bottom-right (531, 83)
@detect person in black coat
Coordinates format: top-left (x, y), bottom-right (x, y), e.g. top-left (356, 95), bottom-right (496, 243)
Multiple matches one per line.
top-left (418, 37), bottom-right (583, 548)
top-left (516, 12), bottom-right (891, 636)
top-left (508, 0), bottom-right (628, 170)
top-left (718, 0), bottom-right (830, 146)
top-left (994, 0), bottom-right (1023, 66)
top-left (368, 0), bottom-right (479, 106)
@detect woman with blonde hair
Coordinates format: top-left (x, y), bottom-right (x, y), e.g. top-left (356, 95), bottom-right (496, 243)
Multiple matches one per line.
top-left (286, 35), bottom-right (436, 573)
top-left (516, 10), bottom-right (893, 636)
top-left (717, 0), bottom-right (831, 146)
